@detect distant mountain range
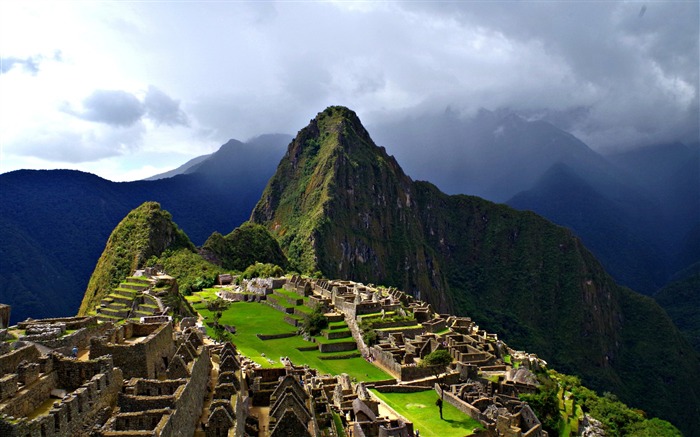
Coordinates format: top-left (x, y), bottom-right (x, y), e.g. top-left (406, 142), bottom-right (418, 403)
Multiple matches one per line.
top-left (0, 134), bottom-right (290, 323)
top-left (1, 109), bottom-right (696, 318)
top-left (370, 109), bottom-right (699, 294)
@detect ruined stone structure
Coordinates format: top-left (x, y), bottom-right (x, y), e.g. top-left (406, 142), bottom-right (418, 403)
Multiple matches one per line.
top-left (98, 328), bottom-right (212, 437)
top-left (0, 272), bottom-right (552, 437)
top-left (0, 351), bottom-right (122, 437)
top-left (0, 304), bottom-right (10, 329)
top-left (0, 311), bottom-right (224, 437)
top-left (90, 322), bottom-right (176, 379)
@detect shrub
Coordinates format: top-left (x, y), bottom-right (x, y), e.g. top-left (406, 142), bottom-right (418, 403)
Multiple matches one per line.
top-left (303, 305), bottom-right (328, 336)
top-left (241, 262), bottom-right (284, 279)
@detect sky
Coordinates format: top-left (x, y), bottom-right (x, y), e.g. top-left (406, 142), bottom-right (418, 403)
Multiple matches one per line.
top-left (1, 1), bottom-right (697, 182)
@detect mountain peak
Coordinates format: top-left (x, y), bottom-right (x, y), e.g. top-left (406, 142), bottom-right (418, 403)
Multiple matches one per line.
top-left (78, 202), bottom-right (194, 315)
top-left (251, 106), bottom-right (423, 286)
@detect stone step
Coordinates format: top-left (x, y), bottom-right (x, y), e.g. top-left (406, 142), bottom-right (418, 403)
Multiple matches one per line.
top-left (121, 283), bottom-right (149, 292)
top-left (100, 307), bottom-right (129, 318)
top-left (114, 288), bottom-right (140, 298)
top-left (96, 314), bottom-right (122, 323)
top-left (127, 276), bottom-right (152, 285)
top-left (108, 294), bottom-right (134, 306)
top-left (324, 329), bottom-right (352, 340)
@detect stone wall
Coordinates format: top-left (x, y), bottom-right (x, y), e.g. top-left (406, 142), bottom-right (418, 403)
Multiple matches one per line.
top-left (1, 363), bottom-right (123, 437)
top-left (370, 346), bottom-right (401, 379)
top-left (17, 316), bottom-right (96, 331)
top-left (0, 304), bottom-right (9, 329)
top-left (90, 322), bottom-right (174, 379)
top-left (0, 344), bottom-right (39, 375)
top-left (164, 346), bottom-right (212, 437)
top-left (108, 347), bottom-right (211, 437)
top-left (318, 341), bottom-right (357, 353)
top-left (398, 365), bottom-right (438, 382)
top-left (263, 298), bottom-right (294, 314)
top-left (374, 386), bottom-right (434, 394)
top-left (345, 314), bottom-right (370, 357)
top-left (436, 384), bottom-right (483, 422)
top-left (37, 322), bottom-right (115, 356)
top-left (0, 374), bottom-right (18, 402)
top-left (53, 354), bottom-right (114, 391)
top-left (256, 332), bottom-right (296, 341)
top-left (376, 327), bottom-right (425, 341)
top-left (0, 372), bottom-right (58, 417)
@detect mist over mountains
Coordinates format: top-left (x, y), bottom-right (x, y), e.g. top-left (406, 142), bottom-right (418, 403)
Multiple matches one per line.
top-left (372, 109), bottom-right (698, 293)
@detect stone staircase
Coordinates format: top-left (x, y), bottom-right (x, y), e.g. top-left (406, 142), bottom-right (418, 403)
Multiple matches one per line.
top-left (95, 277), bottom-right (161, 322)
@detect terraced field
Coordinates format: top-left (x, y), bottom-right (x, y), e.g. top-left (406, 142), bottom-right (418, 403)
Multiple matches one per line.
top-left (186, 289), bottom-right (391, 382)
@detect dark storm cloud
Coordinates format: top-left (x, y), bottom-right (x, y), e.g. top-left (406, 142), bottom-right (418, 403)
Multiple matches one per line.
top-left (144, 86), bottom-right (189, 127)
top-left (392, 1), bottom-right (699, 151)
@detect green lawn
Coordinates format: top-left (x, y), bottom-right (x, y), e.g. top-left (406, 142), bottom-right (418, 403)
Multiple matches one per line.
top-left (188, 293), bottom-right (390, 382)
top-left (370, 389), bottom-right (483, 437)
top-left (273, 288), bottom-right (308, 301)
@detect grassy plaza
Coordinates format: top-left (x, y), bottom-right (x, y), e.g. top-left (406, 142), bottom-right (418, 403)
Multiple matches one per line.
top-left (370, 389), bottom-right (483, 437)
top-left (186, 289), bottom-right (390, 382)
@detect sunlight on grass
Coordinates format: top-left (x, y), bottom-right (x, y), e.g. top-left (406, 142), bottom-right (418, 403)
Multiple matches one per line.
top-left (370, 389), bottom-right (483, 437)
top-left (188, 292), bottom-right (390, 381)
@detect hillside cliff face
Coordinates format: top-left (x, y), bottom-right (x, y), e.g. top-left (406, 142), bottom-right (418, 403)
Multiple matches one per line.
top-left (78, 202), bottom-right (194, 315)
top-left (251, 106), bottom-right (699, 432)
top-left (252, 107), bottom-right (452, 310)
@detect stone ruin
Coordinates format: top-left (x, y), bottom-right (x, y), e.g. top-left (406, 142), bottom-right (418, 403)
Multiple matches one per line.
top-left (0, 271), bottom-right (555, 437)
top-left (0, 310), bottom-right (234, 437)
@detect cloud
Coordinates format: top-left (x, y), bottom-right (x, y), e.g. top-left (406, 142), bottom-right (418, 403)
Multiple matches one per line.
top-left (1, 1), bottom-right (697, 180)
top-left (1, 56), bottom-right (40, 74)
top-left (6, 122), bottom-right (145, 163)
top-left (144, 86), bottom-right (188, 127)
top-left (388, 1), bottom-right (699, 151)
top-left (64, 89), bottom-right (145, 126)
top-left (62, 87), bottom-right (189, 128)
top-left (0, 51), bottom-right (61, 75)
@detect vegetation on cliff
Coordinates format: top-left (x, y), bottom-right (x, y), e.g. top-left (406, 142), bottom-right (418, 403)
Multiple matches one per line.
top-left (78, 202), bottom-right (195, 315)
top-left (654, 263), bottom-right (700, 352)
top-left (250, 106), bottom-right (700, 433)
top-left (201, 221), bottom-right (287, 271)
top-left (523, 370), bottom-right (682, 436)
top-left (153, 248), bottom-right (224, 295)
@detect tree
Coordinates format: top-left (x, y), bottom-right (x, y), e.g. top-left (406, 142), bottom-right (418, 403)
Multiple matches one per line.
top-left (420, 349), bottom-right (453, 419)
top-left (302, 305), bottom-right (328, 336)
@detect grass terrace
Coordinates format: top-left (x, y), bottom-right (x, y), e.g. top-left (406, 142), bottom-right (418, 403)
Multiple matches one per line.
top-left (375, 325), bottom-right (422, 332)
top-left (273, 287), bottom-right (309, 301)
top-left (186, 292), bottom-right (390, 382)
top-left (370, 389), bottom-right (483, 437)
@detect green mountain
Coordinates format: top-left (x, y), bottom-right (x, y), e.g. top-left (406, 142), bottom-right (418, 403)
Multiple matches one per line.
top-left (0, 135), bottom-right (288, 324)
top-left (251, 106), bottom-right (700, 433)
top-left (508, 163), bottom-right (665, 294)
top-left (655, 264), bottom-right (700, 352)
top-left (78, 202), bottom-right (194, 315)
top-left (201, 221), bottom-right (288, 271)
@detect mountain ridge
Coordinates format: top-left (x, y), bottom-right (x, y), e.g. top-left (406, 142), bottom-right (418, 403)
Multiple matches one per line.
top-left (251, 106), bottom-right (700, 433)
top-left (0, 135), bottom-right (289, 323)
